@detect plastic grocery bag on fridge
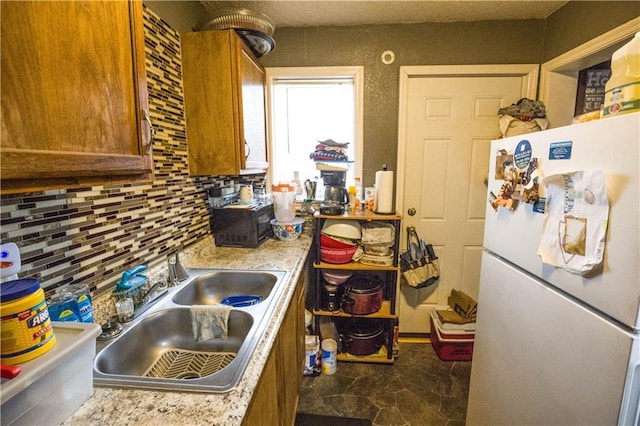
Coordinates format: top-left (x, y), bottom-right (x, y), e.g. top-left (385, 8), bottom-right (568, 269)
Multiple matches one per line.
top-left (537, 170), bottom-right (609, 275)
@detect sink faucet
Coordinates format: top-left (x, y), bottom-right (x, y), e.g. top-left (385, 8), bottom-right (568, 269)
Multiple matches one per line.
top-left (138, 281), bottom-right (161, 305)
top-left (167, 251), bottom-right (189, 286)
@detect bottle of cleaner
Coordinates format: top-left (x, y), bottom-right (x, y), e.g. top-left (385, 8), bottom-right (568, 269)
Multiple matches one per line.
top-left (348, 186), bottom-right (358, 213)
top-left (47, 293), bottom-right (81, 323)
top-left (0, 242), bottom-right (21, 283)
top-left (354, 177), bottom-right (363, 204)
top-left (602, 32), bottom-right (640, 117)
top-left (65, 283), bottom-right (94, 323)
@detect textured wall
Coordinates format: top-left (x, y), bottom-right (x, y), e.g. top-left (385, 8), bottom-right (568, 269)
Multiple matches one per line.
top-left (0, 6), bottom-right (259, 296)
top-left (262, 20), bottom-right (544, 186)
top-left (261, 5), bottom-right (638, 186)
top-left (143, 2), bottom-right (638, 187)
top-left (543, 2), bottom-right (640, 62)
top-left (143, 0), bottom-right (207, 33)
top-left (261, 20), bottom-right (546, 186)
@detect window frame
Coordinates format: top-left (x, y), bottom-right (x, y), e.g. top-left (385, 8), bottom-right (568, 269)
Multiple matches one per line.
top-left (264, 66), bottom-right (364, 189)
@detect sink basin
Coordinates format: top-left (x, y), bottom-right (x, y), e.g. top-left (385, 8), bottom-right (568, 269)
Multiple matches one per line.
top-left (172, 271), bottom-right (278, 306)
top-left (95, 308), bottom-right (253, 377)
top-left (93, 269), bottom-right (288, 393)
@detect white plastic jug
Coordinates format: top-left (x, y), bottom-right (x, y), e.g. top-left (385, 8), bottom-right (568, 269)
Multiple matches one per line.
top-left (603, 32), bottom-right (640, 117)
top-left (272, 184), bottom-right (296, 222)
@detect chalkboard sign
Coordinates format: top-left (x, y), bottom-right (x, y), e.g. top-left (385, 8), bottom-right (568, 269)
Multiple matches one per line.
top-left (574, 60), bottom-right (611, 116)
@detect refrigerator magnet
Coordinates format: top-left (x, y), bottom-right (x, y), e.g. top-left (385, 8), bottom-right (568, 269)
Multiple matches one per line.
top-left (549, 141), bottom-right (573, 160)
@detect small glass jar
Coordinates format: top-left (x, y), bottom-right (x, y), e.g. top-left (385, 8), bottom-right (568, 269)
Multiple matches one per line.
top-left (115, 298), bottom-right (134, 322)
top-left (299, 199), bottom-right (316, 235)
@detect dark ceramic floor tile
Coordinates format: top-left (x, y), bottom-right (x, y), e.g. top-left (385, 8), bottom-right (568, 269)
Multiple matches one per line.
top-left (440, 395), bottom-right (468, 423)
top-left (422, 353), bottom-right (454, 377)
top-left (304, 373), bottom-right (357, 396)
top-left (344, 374), bottom-right (404, 401)
top-left (450, 361), bottom-right (472, 378)
top-left (398, 368), bottom-right (441, 396)
top-left (298, 385), bottom-right (336, 414)
top-left (373, 406), bottom-right (410, 426)
top-left (393, 388), bottom-right (449, 426)
top-left (298, 343), bottom-right (471, 426)
top-left (368, 388), bottom-right (401, 409)
top-left (323, 394), bottom-right (380, 420)
top-left (449, 375), bottom-right (471, 399)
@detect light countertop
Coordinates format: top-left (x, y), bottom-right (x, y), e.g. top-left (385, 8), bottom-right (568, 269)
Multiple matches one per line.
top-left (63, 233), bottom-right (312, 426)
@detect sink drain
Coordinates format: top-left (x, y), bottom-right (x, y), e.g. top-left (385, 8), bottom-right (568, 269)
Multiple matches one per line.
top-left (144, 349), bottom-right (236, 379)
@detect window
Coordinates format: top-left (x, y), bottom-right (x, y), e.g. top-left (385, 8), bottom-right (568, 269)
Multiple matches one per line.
top-left (265, 67), bottom-right (363, 198)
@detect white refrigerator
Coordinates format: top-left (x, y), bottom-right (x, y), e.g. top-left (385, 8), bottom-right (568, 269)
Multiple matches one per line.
top-left (467, 112), bottom-right (640, 425)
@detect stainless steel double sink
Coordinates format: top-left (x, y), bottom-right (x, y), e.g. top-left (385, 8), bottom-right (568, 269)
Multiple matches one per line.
top-left (93, 269), bottom-right (289, 393)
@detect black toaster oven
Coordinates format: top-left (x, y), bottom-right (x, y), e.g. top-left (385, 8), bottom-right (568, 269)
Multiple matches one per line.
top-left (211, 203), bottom-right (274, 248)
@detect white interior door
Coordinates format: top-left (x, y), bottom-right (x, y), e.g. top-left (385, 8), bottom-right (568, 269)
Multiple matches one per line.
top-left (396, 65), bottom-right (538, 333)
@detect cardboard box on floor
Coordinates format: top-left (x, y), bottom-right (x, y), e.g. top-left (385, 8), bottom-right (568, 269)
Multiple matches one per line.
top-left (436, 289), bottom-right (477, 325)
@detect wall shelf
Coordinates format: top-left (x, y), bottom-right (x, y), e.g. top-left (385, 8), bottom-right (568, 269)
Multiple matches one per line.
top-left (313, 261), bottom-right (398, 271)
top-left (337, 345), bottom-right (394, 364)
top-left (312, 212), bottom-right (402, 364)
top-left (313, 300), bottom-right (398, 319)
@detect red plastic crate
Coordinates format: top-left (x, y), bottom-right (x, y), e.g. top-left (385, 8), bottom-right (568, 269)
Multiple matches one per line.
top-left (430, 312), bottom-right (474, 361)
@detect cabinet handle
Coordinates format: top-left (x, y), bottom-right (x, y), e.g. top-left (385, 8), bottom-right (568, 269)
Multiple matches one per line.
top-left (244, 140), bottom-right (251, 160)
top-left (143, 109), bottom-right (155, 154)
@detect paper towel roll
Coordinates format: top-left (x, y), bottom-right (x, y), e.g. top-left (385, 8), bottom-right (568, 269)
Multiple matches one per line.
top-left (374, 170), bottom-right (394, 214)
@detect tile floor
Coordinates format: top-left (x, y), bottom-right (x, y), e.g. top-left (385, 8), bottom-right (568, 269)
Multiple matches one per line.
top-left (297, 342), bottom-right (472, 426)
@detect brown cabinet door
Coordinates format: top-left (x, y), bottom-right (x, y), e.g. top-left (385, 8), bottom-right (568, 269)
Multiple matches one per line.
top-left (277, 273), bottom-right (305, 426)
top-left (182, 29), bottom-right (268, 176)
top-left (244, 272), bottom-right (305, 426)
top-left (182, 30), bottom-right (240, 176)
top-left (240, 47), bottom-right (268, 170)
top-left (0, 1), bottom-right (152, 193)
top-left (242, 349), bottom-right (279, 426)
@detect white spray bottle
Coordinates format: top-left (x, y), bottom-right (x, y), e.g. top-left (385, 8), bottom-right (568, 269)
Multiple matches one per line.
top-left (0, 242), bottom-right (21, 283)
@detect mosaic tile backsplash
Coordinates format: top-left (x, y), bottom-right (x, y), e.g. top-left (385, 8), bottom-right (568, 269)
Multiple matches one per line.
top-left (0, 6), bottom-right (264, 296)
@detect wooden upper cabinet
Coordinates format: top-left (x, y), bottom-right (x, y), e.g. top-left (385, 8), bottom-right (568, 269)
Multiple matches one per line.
top-left (0, 1), bottom-right (153, 194)
top-left (182, 30), bottom-right (268, 176)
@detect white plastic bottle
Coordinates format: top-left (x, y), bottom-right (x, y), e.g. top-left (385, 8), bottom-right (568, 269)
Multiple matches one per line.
top-left (602, 32), bottom-right (640, 117)
top-left (292, 171), bottom-right (303, 196)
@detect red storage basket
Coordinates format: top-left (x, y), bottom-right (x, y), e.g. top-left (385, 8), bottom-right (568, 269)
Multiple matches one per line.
top-left (429, 312), bottom-right (474, 361)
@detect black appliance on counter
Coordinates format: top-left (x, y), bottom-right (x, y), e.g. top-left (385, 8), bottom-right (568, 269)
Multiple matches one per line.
top-left (320, 170), bottom-right (349, 215)
top-left (211, 203), bottom-right (274, 248)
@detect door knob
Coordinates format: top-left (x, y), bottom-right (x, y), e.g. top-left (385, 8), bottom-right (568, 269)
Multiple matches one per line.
top-left (407, 207), bottom-right (416, 216)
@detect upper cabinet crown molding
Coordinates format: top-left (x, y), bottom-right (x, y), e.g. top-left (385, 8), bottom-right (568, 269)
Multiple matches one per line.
top-left (0, 0), bottom-right (153, 194)
top-left (181, 29), bottom-right (268, 177)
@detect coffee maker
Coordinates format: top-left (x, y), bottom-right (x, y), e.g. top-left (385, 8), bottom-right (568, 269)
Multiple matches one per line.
top-left (320, 170), bottom-right (349, 215)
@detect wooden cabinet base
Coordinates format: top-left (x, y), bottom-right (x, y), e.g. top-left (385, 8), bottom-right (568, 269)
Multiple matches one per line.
top-left (337, 346), bottom-right (395, 364)
top-left (242, 350), bottom-right (278, 426)
top-left (243, 267), bottom-right (306, 425)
